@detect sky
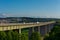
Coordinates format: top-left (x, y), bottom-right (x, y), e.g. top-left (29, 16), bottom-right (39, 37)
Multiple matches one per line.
top-left (0, 0), bottom-right (60, 18)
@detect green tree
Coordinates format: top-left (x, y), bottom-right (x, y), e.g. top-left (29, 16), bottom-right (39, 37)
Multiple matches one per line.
top-left (10, 31), bottom-right (19, 40)
top-left (0, 30), bottom-right (21, 40)
top-left (0, 31), bottom-right (7, 40)
top-left (44, 25), bottom-right (60, 40)
top-left (30, 32), bottom-right (41, 40)
top-left (21, 33), bottom-right (28, 40)
top-left (6, 31), bottom-right (12, 40)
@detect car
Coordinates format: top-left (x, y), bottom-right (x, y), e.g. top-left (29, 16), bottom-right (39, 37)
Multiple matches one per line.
top-left (36, 22), bottom-right (39, 24)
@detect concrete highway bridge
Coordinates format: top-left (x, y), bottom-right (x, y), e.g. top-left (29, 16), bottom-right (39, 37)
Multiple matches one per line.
top-left (0, 21), bottom-right (56, 39)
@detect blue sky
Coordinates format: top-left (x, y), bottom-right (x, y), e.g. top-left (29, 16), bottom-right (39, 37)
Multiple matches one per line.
top-left (0, 0), bottom-right (60, 18)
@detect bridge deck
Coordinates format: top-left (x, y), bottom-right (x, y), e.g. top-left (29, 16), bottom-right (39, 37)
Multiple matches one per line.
top-left (0, 21), bottom-right (55, 31)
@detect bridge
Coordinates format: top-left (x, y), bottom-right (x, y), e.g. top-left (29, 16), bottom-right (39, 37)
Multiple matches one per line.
top-left (0, 21), bottom-right (56, 38)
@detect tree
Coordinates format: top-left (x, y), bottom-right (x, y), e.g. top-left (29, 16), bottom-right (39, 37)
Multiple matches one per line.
top-left (21, 33), bottom-right (28, 40)
top-left (0, 31), bottom-right (7, 40)
top-left (44, 25), bottom-right (60, 40)
top-left (0, 30), bottom-right (21, 40)
top-left (6, 31), bottom-right (12, 40)
top-left (30, 32), bottom-right (41, 40)
top-left (10, 31), bottom-right (19, 40)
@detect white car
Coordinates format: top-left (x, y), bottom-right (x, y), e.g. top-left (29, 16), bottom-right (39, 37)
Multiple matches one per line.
top-left (36, 22), bottom-right (39, 24)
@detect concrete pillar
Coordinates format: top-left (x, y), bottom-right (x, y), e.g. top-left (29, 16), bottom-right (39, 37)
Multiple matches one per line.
top-left (34, 26), bottom-right (40, 33)
top-left (46, 24), bottom-right (52, 33)
top-left (28, 27), bottom-right (33, 40)
top-left (50, 24), bottom-right (54, 30)
top-left (38, 26), bottom-right (40, 34)
top-left (47, 25), bottom-right (50, 33)
top-left (28, 27), bottom-right (40, 40)
top-left (45, 26), bottom-right (48, 34)
top-left (48, 24), bottom-right (51, 33)
top-left (19, 28), bottom-right (21, 40)
top-left (19, 28), bottom-right (21, 34)
top-left (32, 27), bottom-right (34, 32)
top-left (40, 26), bottom-right (47, 36)
top-left (47, 24), bottom-right (54, 32)
top-left (28, 27), bottom-right (34, 36)
top-left (34, 27), bottom-right (38, 32)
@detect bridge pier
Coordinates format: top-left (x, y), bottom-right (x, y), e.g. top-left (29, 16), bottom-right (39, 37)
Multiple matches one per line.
top-left (19, 28), bottom-right (21, 34)
top-left (46, 25), bottom-right (50, 33)
top-left (48, 24), bottom-right (54, 32)
top-left (50, 24), bottom-right (54, 30)
top-left (18, 28), bottom-right (21, 40)
top-left (34, 26), bottom-right (40, 33)
top-left (40, 26), bottom-right (47, 36)
top-left (45, 26), bottom-right (48, 35)
top-left (28, 25), bottom-right (52, 38)
top-left (28, 26), bottom-right (40, 40)
top-left (28, 27), bottom-right (33, 40)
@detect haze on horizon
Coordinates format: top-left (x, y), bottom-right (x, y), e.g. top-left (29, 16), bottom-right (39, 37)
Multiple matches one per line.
top-left (0, 0), bottom-right (60, 18)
